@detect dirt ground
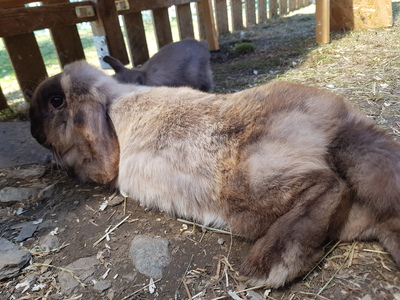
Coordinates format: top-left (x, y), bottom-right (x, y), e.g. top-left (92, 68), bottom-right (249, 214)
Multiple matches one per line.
top-left (1, 3), bottom-right (400, 300)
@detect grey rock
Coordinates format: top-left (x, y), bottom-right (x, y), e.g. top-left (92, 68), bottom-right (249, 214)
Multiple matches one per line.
top-left (129, 235), bottom-right (171, 279)
top-left (38, 234), bottom-right (60, 251)
top-left (0, 187), bottom-right (39, 203)
top-left (37, 183), bottom-right (56, 200)
top-left (6, 165), bottom-right (46, 181)
top-left (246, 290), bottom-right (263, 300)
top-left (108, 195), bottom-right (125, 207)
top-left (0, 238), bottom-right (31, 280)
top-left (93, 280), bottom-right (112, 291)
top-left (15, 221), bottom-right (39, 242)
top-left (58, 256), bottom-right (99, 294)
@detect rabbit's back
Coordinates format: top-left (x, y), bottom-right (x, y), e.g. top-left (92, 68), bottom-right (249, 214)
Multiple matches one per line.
top-left (110, 82), bottom-right (350, 228)
top-left (141, 40), bottom-right (213, 91)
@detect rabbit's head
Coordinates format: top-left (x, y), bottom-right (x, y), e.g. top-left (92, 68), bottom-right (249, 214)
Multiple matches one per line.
top-left (28, 61), bottom-right (120, 184)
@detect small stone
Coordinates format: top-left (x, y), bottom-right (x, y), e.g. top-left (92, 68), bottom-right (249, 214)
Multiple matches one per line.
top-left (58, 256), bottom-right (99, 294)
top-left (38, 234), bottom-right (60, 251)
top-left (37, 183), bottom-right (56, 200)
top-left (108, 195), bottom-right (124, 207)
top-left (93, 280), bottom-right (112, 291)
top-left (218, 238), bottom-right (225, 245)
top-left (0, 187), bottom-right (39, 204)
top-left (107, 288), bottom-right (115, 300)
top-left (122, 273), bottom-right (137, 281)
top-left (15, 221), bottom-right (39, 242)
top-left (6, 166), bottom-right (46, 181)
top-left (246, 290), bottom-right (262, 300)
top-left (0, 238), bottom-right (31, 280)
top-left (129, 235), bottom-right (171, 279)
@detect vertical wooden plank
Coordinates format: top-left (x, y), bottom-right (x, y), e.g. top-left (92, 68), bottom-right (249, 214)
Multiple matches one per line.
top-left (199, 0), bottom-right (219, 50)
top-left (0, 86), bottom-right (9, 110)
top-left (245, 0), bottom-right (256, 27)
top-left (289, 0), bottom-right (296, 12)
top-left (215, 0), bottom-right (229, 34)
top-left (123, 12), bottom-right (149, 66)
top-left (176, 3), bottom-right (195, 39)
top-left (50, 25), bottom-right (85, 67)
top-left (43, 0), bottom-right (85, 68)
top-left (231, 0), bottom-right (243, 31)
top-left (196, 2), bottom-right (207, 40)
top-left (91, 0), bottom-right (129, 64)
top-left (279, 0), bottom-right (287, 16)
top-left (270, 0), bottom-right (278, 17)
top-left (4, 33), bottom-right (48, 98)
top-left (258, 0), bottom-right (267, 23)
top-left (152, 7), bottom-right (173, 49)
top-left (2, 1), bottom-right (47, 99)
top-left (316, 0), bottom-right (330, 44)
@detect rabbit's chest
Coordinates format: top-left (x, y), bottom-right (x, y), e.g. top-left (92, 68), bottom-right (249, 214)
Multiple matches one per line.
top-left (116, 143), bottom-right (227, 227)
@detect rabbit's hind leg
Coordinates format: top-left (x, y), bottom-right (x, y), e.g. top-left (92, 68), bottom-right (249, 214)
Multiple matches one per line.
top-left (238, 169), bottom-right (350, 288)
top-left (375, 218), bottom-right (400, 267)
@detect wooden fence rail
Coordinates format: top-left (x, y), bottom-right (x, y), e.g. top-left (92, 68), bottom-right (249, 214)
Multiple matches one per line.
top-left (0, 0), bottom-right (314, 108)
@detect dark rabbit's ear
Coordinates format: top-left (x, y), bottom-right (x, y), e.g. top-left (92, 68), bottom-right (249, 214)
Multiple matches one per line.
top-left (25, 90), bottom-right (33, 102)
top-left (103, 55), bottom-right (126, 73)
top-left (71, 95), bottom-right (120, 184)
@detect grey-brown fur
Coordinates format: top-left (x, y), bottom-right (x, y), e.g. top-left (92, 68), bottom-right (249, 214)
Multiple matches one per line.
top-left (28, 61), bottom-right (400, 288)
top-left (103, 39), bottom-right (214, 92)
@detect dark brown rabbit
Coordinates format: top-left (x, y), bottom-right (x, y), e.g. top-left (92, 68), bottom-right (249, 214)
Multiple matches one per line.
top-left (103, 39), bottom-right (214, 92)
top-left (28, 61), bottom-right (400, 288)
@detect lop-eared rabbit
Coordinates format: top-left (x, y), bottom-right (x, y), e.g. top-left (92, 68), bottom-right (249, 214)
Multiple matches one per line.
top-left (103, 39), bottom-right (214, 92)
top-left (29, 61), bottom-right (400, 288)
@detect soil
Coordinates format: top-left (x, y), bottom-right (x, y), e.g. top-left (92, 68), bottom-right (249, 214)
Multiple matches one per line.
top-left (1, 4), bottom-right (400, 300)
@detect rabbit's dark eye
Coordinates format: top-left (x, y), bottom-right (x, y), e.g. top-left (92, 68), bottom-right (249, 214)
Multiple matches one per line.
top-left (50, 96), bottom-right (64, 108)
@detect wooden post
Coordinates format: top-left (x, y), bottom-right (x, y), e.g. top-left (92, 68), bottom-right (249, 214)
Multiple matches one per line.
top-left (245, 0), bottom-right (256, 27)
top-left (0, 86), bottom-right (9, 110)
top-left (215, 0), bottom-right (229, 34)
top-left (230, 0), bottom-right (243, 31)
top-left (43, 0), bottom-right (85, 68)
top-left (152, 7), bottom-right (173, 49)
top-left (268, 0), bottom-right (280, 19)
top-left (199, 0), bottom-right (219, 50)
top-left (1, 1), bottom-right (47, 100)
top-left (176, 3), bottom-right (195, 39)
top-left (91, 0), bottom-right (129, 64)
top-left (316, 0), bottom-right (330, 44)
top-left (258, 0), bottom-right (267, 23)
top-left (289, 0), bottom-right (296, 12)
top-left (123, 12), bottom-right (149, 66)
top-left (50, 25), bottom-right (85, 67)
top-left (4, 33), bottom-right (48, 99)
top-left (279, 0), bottom-right (287, 16)
top-left (196, 2), bottom-right (207, 40)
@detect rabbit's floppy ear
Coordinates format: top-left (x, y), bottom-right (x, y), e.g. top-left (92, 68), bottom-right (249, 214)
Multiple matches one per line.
top-left (62, 67), bottom-right (120, 184)
top-left (103, 55), bottom-right (126, 73)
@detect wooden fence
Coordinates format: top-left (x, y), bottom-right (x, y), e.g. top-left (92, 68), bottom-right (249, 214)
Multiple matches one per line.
top-left (0, 0), bottom-right (313, 108)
